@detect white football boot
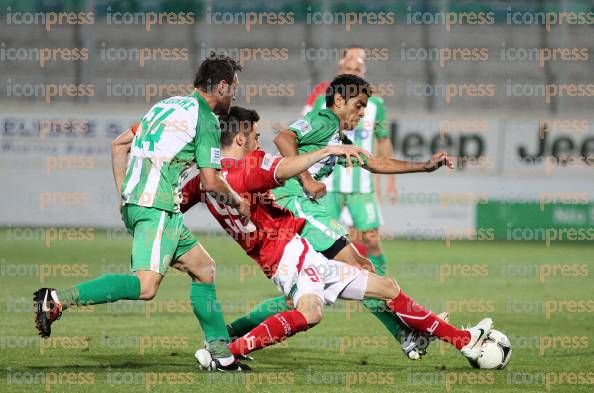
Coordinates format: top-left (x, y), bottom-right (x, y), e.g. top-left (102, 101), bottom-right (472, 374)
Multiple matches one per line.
top-left (460, 318), bottom-right (493, 361)
top-left (195, 347), bottom-right (251, 372)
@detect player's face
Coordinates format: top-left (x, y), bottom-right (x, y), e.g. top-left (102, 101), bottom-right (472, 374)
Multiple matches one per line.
top-left (214, 73), bottom-right (238, 115)
top-left (339, 57), bottom-right (366, 78)
top-left (244, 122), bottom-right (260, 153)
top-left (345, 48), bottom-right (366, 61)
top-left (344, 93), bottom-right (368, 129)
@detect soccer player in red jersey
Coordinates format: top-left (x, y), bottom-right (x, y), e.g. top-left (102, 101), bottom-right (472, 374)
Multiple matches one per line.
top-left (182, 107), bottom-right (493, 369)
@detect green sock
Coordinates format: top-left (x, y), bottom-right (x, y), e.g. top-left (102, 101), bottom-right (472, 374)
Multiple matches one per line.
top-left (363, 253), bottom-right (412, 343)
top-left (227, 295), bottom-right (290, 337)
top-left (190, 282), bottom-right (231, 358)
top-left (56, 274), bottom-right (141, 310)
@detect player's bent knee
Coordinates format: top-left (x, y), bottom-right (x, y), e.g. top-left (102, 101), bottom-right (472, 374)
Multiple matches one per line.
top-left (138, 284), bottom-right (158, 300)
top-left (302, 309), bottom-right (323, 326)
top-left (200, 260), bottom-right (217, 283)
top-left (366, 275), bottom-right (399, 300)
top-left (174, 256), bottom-right (216, 283)
top-left (384, 277), bottom-right (400, 297)
top-left (135, 271), bottom-right (161, 300)
top-left (189, 259), bottom-right (216, 283)
top-left (296, 295), bottom-right (324, 326)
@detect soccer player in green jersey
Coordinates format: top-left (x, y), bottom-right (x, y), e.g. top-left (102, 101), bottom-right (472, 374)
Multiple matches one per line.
top-left (226, 74), bottom-right (452, 360)
top-left (33, 55), bottom-right (251, 371)
top-left (305, 55), bottom-right (421, 355)
top-left (309, 54), bottom-right (395, 261)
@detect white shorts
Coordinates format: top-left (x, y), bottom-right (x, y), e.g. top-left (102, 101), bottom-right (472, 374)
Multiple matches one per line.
top-left (272, 235), bottom-right (368, 306)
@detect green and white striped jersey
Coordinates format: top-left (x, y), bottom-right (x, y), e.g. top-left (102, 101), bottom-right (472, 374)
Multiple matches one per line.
top-left (121, 92), bottom-right (222, 212)
top-left (311, 94), bottom-right (389, 194)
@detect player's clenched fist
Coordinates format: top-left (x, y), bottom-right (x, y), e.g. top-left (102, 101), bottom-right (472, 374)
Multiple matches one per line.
top-left (424, 150), bottom-right (454, 172)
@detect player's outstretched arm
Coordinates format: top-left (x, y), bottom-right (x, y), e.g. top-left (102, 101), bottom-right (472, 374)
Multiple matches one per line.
top-left (274, 129), bottom-right (326, 199)
top-left (275, 145), bottom-right (371, 182)
top-left (200, 167), bottom-right (250, 218)
top-left (363, 150), bottom-right (454, 174)
top-left (111, 128), bottom-right (134, 194)
top-left (376, 136), bottom-right (397, 199)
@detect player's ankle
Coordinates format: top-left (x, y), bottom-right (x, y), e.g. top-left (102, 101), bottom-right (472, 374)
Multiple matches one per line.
top-left (207, 339), bottom-right (232, 359)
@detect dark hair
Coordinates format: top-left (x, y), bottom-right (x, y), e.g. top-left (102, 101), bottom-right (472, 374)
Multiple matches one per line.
top-left (220, 106), bottom-right (260, 147)
top-left (325, 74), bottom-right (371, 107)
top-left (193, 53), bottom-right (242, 92)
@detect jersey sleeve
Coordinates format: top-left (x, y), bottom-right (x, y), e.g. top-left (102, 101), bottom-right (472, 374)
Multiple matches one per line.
top-left (241, 150), bottom-right (285, 193)
top-left (180, 174), bottom-right (206, 213)
top-left (373, 98), bottom-right (390, 139)
top-left (288, 112), bottom-right (336, 147)
top-left (195, 114), bottom-right (222, 169)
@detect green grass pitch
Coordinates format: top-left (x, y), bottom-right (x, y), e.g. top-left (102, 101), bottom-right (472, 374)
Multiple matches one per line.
top-left (0, 229), bottom-right (592, 392)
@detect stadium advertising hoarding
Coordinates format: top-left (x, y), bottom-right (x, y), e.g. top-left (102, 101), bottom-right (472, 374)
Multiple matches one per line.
top-left (0, 112), bottom-right (592, 239)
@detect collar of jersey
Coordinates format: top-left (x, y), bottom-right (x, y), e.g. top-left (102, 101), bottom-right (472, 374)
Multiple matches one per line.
top-left (220, 155), bottom-right (239, 168)
top-left (190, 90), bottom-right (214, 114)
top-left (320, 108), bottom-right (339, 122)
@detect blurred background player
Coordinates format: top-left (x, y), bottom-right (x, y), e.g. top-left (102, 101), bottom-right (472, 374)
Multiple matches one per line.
top-left (302, 46), bottom-right (367, 116)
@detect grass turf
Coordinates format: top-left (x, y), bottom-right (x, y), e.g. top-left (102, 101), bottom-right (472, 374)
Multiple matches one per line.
top-left (0, 229), bottom-right (592, 392)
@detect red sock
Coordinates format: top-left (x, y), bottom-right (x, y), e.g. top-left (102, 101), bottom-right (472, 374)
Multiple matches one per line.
top-left (229, 310), bottom-right (309, 355)
top-left (387, 290), bottom-right (470, 349)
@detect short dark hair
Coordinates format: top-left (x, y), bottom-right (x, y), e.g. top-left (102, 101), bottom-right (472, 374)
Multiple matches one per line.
top-left (325, 74), bottom-right (371, 107)
top-left (193, 53), bottom-right (242, 92)
top-left (220, 106), bottom-right (260, 147)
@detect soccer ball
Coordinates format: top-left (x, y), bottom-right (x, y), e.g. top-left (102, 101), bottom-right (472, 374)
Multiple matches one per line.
top-left (468, 329), bottom-right (512, 369)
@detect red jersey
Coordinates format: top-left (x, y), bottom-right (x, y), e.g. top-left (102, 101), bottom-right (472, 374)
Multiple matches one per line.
top-left (181, 150), bottom-right (306, 278)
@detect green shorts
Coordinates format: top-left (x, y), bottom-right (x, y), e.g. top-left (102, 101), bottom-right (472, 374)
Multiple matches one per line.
top-left (273, 194), bottom-right (347, 252)
top-left (323, 192), bottom-right (383, 232)
top-left (122, 204), bottom-right (197, 275)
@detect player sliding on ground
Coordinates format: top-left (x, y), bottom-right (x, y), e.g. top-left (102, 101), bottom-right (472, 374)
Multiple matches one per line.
top-left (226, 49), bottom-right (430, 360)
top-left (183, 105), bottom-right (493, 369)
top-left (33, 55), bottom-right (251, 371)
top-left (222, 73), bottom-right (451, 360)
